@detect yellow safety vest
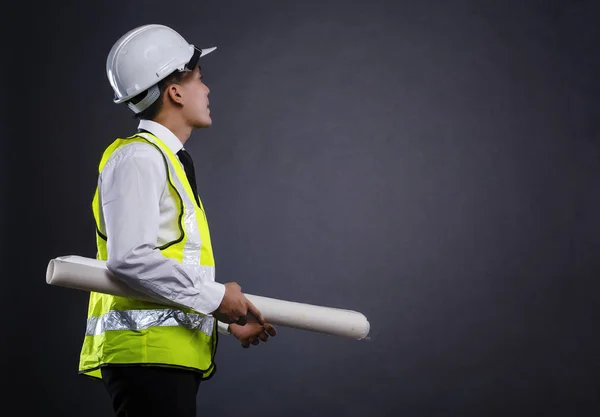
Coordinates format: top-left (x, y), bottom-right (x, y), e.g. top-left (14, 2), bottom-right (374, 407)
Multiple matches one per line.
top-left (79, 131), bottom-right (219, 380)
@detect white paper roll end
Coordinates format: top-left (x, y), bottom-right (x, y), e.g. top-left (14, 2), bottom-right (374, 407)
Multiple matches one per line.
top-left (358, 316), bottom-right (371, 340)
top-left (46, 259), bottom-right (56, 284)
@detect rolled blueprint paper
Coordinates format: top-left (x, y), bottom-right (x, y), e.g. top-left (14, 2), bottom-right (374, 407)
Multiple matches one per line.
top-left (46, 255), bottom-right (371, 340)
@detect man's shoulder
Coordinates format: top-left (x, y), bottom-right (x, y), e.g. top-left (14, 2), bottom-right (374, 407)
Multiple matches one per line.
top-left (105, 138), bottom-right (165, 170)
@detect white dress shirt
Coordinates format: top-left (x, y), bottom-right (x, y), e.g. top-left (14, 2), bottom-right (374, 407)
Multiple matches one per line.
top-left (98, 119), bottom-right (226, 319)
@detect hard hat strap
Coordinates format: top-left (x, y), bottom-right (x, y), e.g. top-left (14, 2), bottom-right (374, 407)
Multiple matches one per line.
top-left (185, 46), bottom-right (201, 71)
top-left (127, 84), bottom-right (160, 114)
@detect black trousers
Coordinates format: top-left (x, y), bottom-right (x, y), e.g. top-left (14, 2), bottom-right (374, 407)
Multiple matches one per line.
top-left (101, 365), bottom-right (202, 417)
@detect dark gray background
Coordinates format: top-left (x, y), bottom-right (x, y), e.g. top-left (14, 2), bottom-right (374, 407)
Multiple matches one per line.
top-left (3, 0), bottom-right (600, 416)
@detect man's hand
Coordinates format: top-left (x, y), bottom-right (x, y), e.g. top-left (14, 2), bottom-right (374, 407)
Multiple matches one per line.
top-left (212, 282), bottom-right (265, 326)
top-left (230, 322), bottom-right (277, 348)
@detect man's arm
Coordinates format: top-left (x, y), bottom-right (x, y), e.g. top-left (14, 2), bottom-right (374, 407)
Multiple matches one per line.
top-left (100, 142), bottom-right (225, 315)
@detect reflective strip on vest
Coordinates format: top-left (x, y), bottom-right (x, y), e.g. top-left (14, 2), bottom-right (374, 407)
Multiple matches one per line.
top-left (86, 309), bottom-right (215, 337)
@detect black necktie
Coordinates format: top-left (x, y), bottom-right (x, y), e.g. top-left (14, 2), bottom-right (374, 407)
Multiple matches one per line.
top-left (177, 148), bottom-right (201, 207)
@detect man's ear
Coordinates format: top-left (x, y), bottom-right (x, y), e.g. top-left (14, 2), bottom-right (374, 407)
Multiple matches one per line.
top-left (166, 84), bottom-right (184, 105)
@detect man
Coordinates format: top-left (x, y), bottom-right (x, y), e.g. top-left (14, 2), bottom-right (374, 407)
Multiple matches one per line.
top-left (78, 24), bottom-right (276, 417)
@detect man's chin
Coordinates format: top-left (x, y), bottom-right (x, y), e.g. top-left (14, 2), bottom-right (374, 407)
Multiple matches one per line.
top-left (194, 118), bottom-right (213, 129)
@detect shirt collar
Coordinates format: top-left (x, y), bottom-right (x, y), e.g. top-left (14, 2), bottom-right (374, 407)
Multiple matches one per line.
top-left (137, 119), bottom-right (184, 154)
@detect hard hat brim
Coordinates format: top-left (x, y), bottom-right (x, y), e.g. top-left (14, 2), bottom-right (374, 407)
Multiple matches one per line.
top-left (199, 46), bottom-right (217, 57)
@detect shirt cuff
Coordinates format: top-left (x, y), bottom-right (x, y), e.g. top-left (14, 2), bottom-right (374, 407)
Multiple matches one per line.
top-left (217, 320), bottom-right (231, 335)
top-left (192, 279), bottom-right (226, 315)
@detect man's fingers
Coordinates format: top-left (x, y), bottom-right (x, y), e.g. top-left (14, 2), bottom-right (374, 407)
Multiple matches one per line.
top-left (250, 337), bottom-right (259, 345)
top-left (241, 340), bottom-right (250, 348)
top-left (259, 330), bottom-right (269, 342)
top-left (265, 324), bottom-right (277, 337)
top-left (236, 315), bottom-right (247, 326)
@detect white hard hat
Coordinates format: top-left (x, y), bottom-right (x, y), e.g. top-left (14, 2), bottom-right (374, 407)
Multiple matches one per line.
top-left (106, 24), bottom-right (216, 113)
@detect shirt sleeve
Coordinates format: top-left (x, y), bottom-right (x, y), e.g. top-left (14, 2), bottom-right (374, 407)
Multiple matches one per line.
top-left (99, 142), bottom-right (226, 315)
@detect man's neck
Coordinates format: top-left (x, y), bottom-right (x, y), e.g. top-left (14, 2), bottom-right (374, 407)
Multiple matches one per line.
top-left (153, 115), bottom-right (192, 145)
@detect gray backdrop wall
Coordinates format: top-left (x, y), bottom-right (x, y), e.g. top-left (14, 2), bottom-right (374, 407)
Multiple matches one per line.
top-left (3, 1), bottom-right (600, 416)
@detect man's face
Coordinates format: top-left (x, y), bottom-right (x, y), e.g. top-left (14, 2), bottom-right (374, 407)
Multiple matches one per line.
top-left (180, 65), bottom-right (212, 128)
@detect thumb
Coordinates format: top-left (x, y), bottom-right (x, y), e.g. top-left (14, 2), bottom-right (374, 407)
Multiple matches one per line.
top-left (246, 300), bottom-right (265, 325)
